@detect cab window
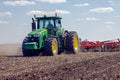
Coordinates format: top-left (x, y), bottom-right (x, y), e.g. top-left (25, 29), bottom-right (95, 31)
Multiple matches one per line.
top-left (55, 19), bottom-right (61, 30)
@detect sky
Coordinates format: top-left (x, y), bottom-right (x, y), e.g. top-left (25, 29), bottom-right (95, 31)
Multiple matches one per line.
top-left (0, 0), bottom-right (120, 44)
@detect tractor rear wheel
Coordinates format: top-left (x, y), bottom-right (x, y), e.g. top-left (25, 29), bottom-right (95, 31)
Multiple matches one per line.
top-left (44, 38), bottom-right (58, 56)
top-left (65, 31), bottom-right (80, 54)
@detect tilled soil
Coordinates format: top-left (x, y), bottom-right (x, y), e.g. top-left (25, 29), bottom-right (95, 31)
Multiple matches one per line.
top-left (0, 52), bottom-right (120, 80)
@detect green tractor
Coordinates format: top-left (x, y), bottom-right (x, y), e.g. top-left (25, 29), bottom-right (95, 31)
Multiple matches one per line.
top-left (22, 14), bottom-right (79, 56)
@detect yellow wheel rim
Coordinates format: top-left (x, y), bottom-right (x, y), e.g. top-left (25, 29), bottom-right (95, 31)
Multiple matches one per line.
top-left (73, 35), bottom-right (79, 50)
top-left (52, 41), bottom-right (57, 54)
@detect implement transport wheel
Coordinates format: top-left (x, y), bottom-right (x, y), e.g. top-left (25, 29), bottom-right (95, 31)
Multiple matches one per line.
top-left (66, 31), bottom-right (80, 54)
top-left (44, 38), bottom-right (58, 56)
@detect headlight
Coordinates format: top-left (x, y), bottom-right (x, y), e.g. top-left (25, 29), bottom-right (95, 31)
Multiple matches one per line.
top-left (34, 35), bottom-right (39, 37)
top-left (28, 35), bottom-right (31, 37)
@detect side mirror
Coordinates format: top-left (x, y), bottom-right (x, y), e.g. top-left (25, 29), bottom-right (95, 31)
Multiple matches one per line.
top-left (58, 20), bottom-right (62, 27)
top-left (32, 18), bottom-right (36, 31)
top-left (58, 20), bottom-right (61, 24)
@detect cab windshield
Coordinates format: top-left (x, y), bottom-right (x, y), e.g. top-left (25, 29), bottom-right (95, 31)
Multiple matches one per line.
top-left (39, 19), bottom-right (54, 29)
top-left (38, 19), bottom-right (61, 30)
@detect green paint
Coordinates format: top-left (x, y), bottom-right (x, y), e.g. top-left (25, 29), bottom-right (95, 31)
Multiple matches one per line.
top-left (23, 15), bottom-right (65, 54)
top-left (25, 29), bottom-right (48, 49)
top-left (24, 42), bottom-right (38, 49)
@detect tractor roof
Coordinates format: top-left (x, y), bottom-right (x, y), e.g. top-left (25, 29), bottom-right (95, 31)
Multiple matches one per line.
top-left (36, 16), bottom-right (62, 20)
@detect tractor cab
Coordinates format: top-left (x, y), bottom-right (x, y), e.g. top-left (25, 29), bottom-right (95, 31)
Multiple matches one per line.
top-left (32, 15), bottom-right (62, 36)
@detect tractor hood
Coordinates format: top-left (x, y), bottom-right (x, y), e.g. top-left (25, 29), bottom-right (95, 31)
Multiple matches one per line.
top-left (28, 29), bottom-right (47, 36)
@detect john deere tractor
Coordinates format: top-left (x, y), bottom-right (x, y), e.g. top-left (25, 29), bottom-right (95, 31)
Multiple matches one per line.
top-left (22, 14), bottom-right (79, 56)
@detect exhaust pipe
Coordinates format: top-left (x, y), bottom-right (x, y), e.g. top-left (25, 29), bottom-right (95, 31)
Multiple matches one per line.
top-left (32, 18), bottom-right (36, 31)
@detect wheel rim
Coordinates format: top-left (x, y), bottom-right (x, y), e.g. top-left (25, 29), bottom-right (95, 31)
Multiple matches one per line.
top-left (52, 41), bottom-right (57, 54)
top-left (73, 35), bottom-right (79, 50)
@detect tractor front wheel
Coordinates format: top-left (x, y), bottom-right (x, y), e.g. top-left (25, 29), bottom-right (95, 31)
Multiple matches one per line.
top-left (44, 38), bottom-right (58, 56)
top-left (22, 49), bottom-right (40, 57)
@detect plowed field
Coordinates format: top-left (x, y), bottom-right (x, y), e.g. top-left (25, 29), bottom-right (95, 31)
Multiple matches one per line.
top-left (0, 52), bottom-right (120, 80)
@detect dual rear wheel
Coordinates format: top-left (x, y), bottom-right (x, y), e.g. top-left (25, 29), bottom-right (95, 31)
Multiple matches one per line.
top-left (65, 31), bottom-right (80, 54)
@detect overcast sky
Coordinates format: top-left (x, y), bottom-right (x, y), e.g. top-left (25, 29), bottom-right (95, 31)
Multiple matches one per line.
top-left (0, 0), bottom-right (120, 44)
